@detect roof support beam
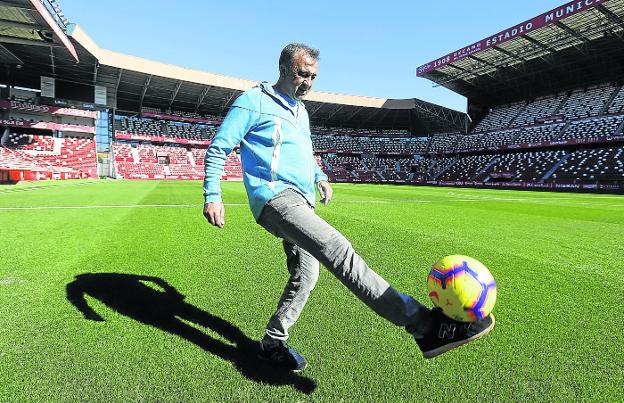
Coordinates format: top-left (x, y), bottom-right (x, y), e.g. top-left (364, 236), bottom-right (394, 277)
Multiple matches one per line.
top-left (169, 80), bottom-right (182, 108)
top-left (413, 100), bottom-right (464, 131)
top-left (596, 3), bottom-right (624, 26)
top-left (115, 69), bottom-right (123, 91)
top-left (357, 107), bottom-right (388, 129)
top-left (49, 45), bottom-right (55, 76)
top-left (219, 90), bottom-right (237, 115)
top-left (522, 34), bottom-right (553, 52)
top-left (596, 4), bottom-right (624, 43)
top-left (554, 21), bottom-right (589, 43)
top-left (194, 86), bottom-right (209, 112)
top-left (370, 108), bottom-right (393, 129)
top-left (492, 45), bottom-right (527, 63)
top-left (139, 74), bottom-right (151, 109)
top-left (391, 109), bottom-right (400, 130)
top-left (343, 106), bottom-right (364, 125)
top-left (93, 62), bottom-right (99, 83)
top-left (308, 102), bottom-right (325, 119)
top-left (455, 54), bottom-right (511, 83)
top-left (467, 54), bottom-right (497, 69)
top-left (0, 43), bottom-right (23, 64)
top-left (323, 104), bottom-right (346, 125)
top-left (521, 35), bottom-right (559, 67)
top-left (110, 68), bottom-right (122, 109)
top-left (444, 63), bottom-right (470, 74)
top-left (554, 21), bottom-right (590, 56)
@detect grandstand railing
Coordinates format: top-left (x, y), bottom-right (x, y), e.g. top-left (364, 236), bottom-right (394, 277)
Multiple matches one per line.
top-left (115, 131), bottom-right (211, 146)
top-left (141, 111), bottom-right (221, 125)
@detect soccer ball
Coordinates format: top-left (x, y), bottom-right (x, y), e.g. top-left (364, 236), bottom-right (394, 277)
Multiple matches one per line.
top-left (427, 255), bottom-right (497, 322)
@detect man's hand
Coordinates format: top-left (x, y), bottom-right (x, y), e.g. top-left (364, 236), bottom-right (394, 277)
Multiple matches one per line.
top-left (203, 202), bottom-right (225, 228)
top-left (317, 180), bottom-right (333, 205)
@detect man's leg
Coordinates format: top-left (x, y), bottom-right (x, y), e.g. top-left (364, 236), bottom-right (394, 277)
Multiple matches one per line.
top-left (258, 189), bottom-right (430, 335)
top-left (262, 240), bottom-right (320, 347)
top-left (257, 238), bottom-right (318, 372)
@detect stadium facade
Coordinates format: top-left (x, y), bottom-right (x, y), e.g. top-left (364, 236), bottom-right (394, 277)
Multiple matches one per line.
top-left (0, 0), bottom-right (622, 192)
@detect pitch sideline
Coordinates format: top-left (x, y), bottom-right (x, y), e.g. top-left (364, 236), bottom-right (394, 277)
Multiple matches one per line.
top-left (1, 195), bottom-right (623, 211)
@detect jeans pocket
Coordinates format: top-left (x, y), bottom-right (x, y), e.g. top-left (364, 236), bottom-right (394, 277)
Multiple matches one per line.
top-left (269, 188), bottom-right (307, 211)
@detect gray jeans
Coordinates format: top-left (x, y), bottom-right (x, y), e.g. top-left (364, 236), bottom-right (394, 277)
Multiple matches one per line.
top-left (257, 188), bottom-right (429, 346)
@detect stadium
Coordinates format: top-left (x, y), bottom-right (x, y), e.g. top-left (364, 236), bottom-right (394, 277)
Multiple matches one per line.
top-left (1, 0), bottom-right (622, 401)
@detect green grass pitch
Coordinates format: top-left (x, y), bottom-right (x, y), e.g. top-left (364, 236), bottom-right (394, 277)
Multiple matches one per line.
top-left (1, 180), bottom-right (622, 401)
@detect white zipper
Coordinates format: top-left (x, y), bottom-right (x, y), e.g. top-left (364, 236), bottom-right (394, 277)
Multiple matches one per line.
top-left (269, 118), bottom-right (283, 189)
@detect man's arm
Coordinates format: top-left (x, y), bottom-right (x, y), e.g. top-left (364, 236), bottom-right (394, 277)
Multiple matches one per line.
top-left (203, 97), bottom-right (257, 228)
top-left (136, 275), bottom-right (185, 300)
top-left (313, 157), bottom-right (333, 205)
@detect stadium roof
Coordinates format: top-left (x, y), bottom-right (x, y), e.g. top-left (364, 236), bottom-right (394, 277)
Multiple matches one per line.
top-left (0, 0), bottom-right (77, 65)
top-left (417, 0), bottom-right (624, 107)
top-left (0, 4), bottom-right (467, 135)
top-left (70, 26), bottom-right (465, 134)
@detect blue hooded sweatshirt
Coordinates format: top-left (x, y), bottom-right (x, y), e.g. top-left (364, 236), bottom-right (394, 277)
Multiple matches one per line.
top-left (203, 82), bottom-right (328, 220)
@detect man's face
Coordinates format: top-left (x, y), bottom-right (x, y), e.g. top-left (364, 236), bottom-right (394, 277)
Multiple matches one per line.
top-left (281, 51), bottom-right (318, 100)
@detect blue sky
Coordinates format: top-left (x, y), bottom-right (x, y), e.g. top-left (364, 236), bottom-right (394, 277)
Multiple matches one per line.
top-left (61, 0), bottom-right (567, 112)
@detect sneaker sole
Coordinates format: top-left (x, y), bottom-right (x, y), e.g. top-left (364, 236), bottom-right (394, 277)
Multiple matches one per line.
top-left (257, 353), bottom-right (308, 373)
top-left (292, 363), bottom-right (307, 373)
top-left (423, 314), bottom-right (496, 359)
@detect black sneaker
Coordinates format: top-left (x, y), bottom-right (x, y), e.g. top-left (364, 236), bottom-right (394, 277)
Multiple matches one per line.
top-left (416, 308), bottom-right (495, 359)
top-left (257, 342), bottom-right (308, 372)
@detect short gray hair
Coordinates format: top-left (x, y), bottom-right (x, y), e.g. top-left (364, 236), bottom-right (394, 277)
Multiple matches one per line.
top-left (279, 43), bottom-right (320, 71)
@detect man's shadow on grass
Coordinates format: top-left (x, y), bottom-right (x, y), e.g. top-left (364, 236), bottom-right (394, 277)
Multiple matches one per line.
top-left (66, 272), bottom-right (316, 394)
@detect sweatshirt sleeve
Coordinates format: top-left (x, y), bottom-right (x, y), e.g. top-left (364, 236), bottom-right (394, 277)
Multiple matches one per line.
top-left (203, 92), bottom-right (258, 203)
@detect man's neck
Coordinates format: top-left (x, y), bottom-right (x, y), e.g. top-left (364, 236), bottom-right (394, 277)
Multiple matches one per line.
top-left (273, 79), bottom-right (291, 96)
top-left (272, 84), bottom-right (298, 108)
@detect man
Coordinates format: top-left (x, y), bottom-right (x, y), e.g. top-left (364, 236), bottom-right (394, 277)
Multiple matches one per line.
top-left (203, 43), bottom-right (494, 372)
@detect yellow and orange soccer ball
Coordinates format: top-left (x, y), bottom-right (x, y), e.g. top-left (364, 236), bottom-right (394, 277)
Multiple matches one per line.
top-left (427, 255), bottom-right (497, 322)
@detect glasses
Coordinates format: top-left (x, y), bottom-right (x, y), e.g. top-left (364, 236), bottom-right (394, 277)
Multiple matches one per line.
top-left (296, 69), bottom-right (317, 80)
